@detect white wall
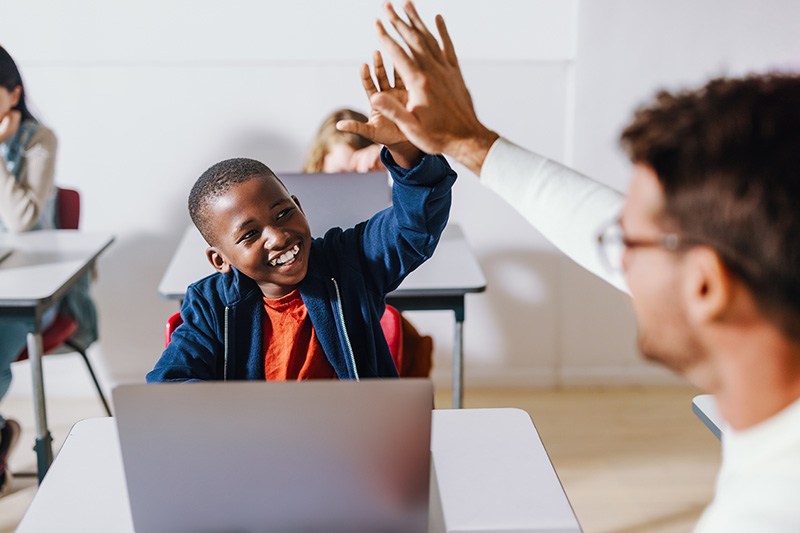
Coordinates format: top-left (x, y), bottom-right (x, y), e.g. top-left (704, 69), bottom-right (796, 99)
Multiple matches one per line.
top-left (3, 0), bottom-right (798, 392)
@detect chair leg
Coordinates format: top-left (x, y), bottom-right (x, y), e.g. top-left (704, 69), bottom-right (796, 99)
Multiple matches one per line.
top-left (65, 340), bottom-right (112, 416)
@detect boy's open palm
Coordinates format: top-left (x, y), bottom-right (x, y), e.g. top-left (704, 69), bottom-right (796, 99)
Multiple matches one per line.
top-left (337, 51), bottom-right (409, 149)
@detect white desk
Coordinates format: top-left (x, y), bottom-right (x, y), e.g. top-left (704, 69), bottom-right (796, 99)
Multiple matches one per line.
top-left (692, 394), bottom-right (723, 440)
top-left (17, 409), bottom-right (580, 532)
top-left (0, 230), bottom-right (114, 481)
top-left (158, 224), bottom-right (486, 408)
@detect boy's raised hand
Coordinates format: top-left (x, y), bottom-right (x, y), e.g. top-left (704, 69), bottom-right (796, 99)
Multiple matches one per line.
top-left (337, 51), bottom-right (421, 167)
top-left (369, 1), bottom-right (498, 175)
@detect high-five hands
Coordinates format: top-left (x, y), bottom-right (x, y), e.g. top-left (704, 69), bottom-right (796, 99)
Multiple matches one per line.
top-left (337, 50), bottom-right (422, 168)
top-left (368, 1), bottom-right (499, 175)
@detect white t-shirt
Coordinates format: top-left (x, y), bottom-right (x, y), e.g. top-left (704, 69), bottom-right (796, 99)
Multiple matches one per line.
top-left (694, 397), bottom-right (800, 532)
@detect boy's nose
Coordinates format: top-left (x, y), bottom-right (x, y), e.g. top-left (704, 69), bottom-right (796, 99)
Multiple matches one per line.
top-left (262, 227), bottom-right (290, 249)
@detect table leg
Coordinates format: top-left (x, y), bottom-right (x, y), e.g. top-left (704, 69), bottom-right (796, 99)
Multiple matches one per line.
top-left (452, 319), bottom-right (464, 409)
top-left (386, 295), bottom-right (468, 409)
top-left (26, 331), bottom-right (53, 482)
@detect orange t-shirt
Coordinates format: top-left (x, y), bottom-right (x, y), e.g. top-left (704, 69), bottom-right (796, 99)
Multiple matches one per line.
top-left (262, 289), bottom-right (336, 380)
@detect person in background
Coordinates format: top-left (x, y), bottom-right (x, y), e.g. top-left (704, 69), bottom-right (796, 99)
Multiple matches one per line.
top-left (0, 44), bottom-right (97, 496)
top-left (304, 103), bottom-right (434, 378)
top-left (302, 108), bottom-right (383, 174)
top-left (340, 2), bottom-right (800, 530)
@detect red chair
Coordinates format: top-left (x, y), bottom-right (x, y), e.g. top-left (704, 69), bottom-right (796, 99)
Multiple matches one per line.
top-left (165, 305), bottom-right (404, 373)
top-left (15, 187), bottom-right (112, 416)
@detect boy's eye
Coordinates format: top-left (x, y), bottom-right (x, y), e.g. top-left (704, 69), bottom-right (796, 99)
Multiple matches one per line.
top-left (276, 207), bottom-right (294, 220)
top-left (238, 230), bottom-right (258, 243)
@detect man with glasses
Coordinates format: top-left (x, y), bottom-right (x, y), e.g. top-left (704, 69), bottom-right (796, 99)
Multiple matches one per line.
top-left (338, 2), bottom-right (800, 530)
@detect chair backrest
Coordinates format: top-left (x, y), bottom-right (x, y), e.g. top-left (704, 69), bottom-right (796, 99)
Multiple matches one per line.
top-left (379, 305), bottom-right (403, 371)
top-left (56, 187), bottom-right (81, 230)
top-left (165, 305), bottom-right (404, 372)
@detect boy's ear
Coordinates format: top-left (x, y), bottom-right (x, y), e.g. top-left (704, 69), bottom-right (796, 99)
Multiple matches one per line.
top-left (291, 195), bottom-right (304, 214)
top-left (206, 246), bottom-right (231, 274)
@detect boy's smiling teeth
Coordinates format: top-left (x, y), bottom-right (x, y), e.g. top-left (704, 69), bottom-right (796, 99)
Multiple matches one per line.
top-left (270, 244), bottom-right (300, 267)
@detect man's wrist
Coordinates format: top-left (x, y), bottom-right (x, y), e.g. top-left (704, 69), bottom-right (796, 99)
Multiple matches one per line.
top-left (449, 127), bottom-right (500, 177)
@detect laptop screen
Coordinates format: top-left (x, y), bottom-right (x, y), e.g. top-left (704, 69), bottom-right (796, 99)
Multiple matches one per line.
top-left (113, 379), bottom-right (432, 532)
top-left (276, 171), bottom-right (392, 237)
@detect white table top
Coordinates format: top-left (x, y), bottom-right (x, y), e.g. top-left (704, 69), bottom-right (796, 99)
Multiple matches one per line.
top-left (158, 223), bottom-right (486, 300)
top-left (18, 409), bottom-right (580, 532)
top-left (0, 230), bottom-right (114, 307)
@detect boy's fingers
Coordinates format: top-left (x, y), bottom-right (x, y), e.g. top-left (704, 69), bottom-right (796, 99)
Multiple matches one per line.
top-left (336, 119), bottom-right (371, 138)
top-left (373, 51), bottom-right (392, 92)
top-left (360, 63), bottom-right (378, 98)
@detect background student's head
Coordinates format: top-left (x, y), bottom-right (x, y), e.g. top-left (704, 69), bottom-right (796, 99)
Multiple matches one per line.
top-left (613, 73), bottom-right (800, 388)
top-left (189, 158), bottom-right (312, 298)
top-left (0, 45), bottom-right (34, 123)
top-left (303, 108), bottom-right (377, 173)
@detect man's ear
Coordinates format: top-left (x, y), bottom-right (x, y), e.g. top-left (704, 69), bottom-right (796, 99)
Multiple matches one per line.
top-left (682, 246), bottom-right (733, 325)
top-left (291, 195), bottom-right (304, 214)
top-left (206, 246), bottom-right (231, 274)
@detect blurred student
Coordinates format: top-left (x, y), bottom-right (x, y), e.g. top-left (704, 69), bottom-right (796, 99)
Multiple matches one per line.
top-left (303, 108), bottom-right (383, 174)
top-left (304, 106), bottom-right (434, 377)
top-left (0, 45), bottom-right (98, 496)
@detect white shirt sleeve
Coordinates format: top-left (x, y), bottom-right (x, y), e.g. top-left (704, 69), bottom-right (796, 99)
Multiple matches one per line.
top-left (480, 137), bottom-right (629, 294)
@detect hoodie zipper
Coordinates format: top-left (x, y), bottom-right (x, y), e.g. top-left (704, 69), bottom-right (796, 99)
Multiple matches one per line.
top-left (223, 306), bottom-right (230, 381)
top-left (330, 277), bottom-right (359, 381)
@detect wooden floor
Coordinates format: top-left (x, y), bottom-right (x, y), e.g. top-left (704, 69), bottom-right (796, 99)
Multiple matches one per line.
top-left (0, 384), bottom-right (720, 532)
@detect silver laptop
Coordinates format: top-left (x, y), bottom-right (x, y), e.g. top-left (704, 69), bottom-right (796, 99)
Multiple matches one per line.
top-left (113, 379), bottom-right (432, 533)
top-left (277, 171), bottom-right (392, 237)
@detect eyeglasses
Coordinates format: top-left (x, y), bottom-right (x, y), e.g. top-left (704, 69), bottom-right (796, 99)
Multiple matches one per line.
top-left (596, 218), bottom-right (689, 272)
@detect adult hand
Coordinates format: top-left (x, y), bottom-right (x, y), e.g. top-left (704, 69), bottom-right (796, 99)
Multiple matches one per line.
top-left (371, 1), bottom-right (499, 175)
top-left (350, 144), bottom-right (385, 173)
top-left (0, 110), bottom-right (21, 144)
top-left (338, 50), bottom-right (422, 168)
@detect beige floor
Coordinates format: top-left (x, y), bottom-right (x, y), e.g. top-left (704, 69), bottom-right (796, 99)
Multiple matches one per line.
top-left (0, 384), bottom-right (720, 533)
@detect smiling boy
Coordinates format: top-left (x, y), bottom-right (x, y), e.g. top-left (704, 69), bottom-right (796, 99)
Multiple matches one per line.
top-left (147, 56), bottom-right (456, 382)
top-left (147, 143), bottom-right (454, 382)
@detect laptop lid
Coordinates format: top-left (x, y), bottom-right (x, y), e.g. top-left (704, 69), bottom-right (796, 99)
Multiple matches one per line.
top-left (0, 246), bottom-right (13, 264)
top-left (276, 171), bottom-right (391, 237)
top-left (113, 379), bottom-right (432, 533)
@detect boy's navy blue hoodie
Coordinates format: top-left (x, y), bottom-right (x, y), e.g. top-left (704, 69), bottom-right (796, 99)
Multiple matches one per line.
top-left (147, 151), bottom-right (456, 382)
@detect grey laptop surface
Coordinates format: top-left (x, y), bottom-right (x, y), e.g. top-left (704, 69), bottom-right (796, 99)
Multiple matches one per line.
top-left (276, 171), bottom-right (392, 237)
top-left (0, 246), bottom-right (13, 264)
top-left (113, 379), bottom-right (432, 533)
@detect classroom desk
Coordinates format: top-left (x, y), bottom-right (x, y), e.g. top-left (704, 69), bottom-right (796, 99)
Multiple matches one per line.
top-left (17, 409), bottom-right (580, 532)
top-left (158, 224), bottom-right (487, 408)
top-left (0, 230), bottom-right (114, 481)
top-left (692, 394), bottom-right (723, 440)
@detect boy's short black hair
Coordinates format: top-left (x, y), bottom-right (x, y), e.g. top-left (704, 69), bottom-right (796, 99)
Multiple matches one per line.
top-left (188, 158), bottom-right (285, 244)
